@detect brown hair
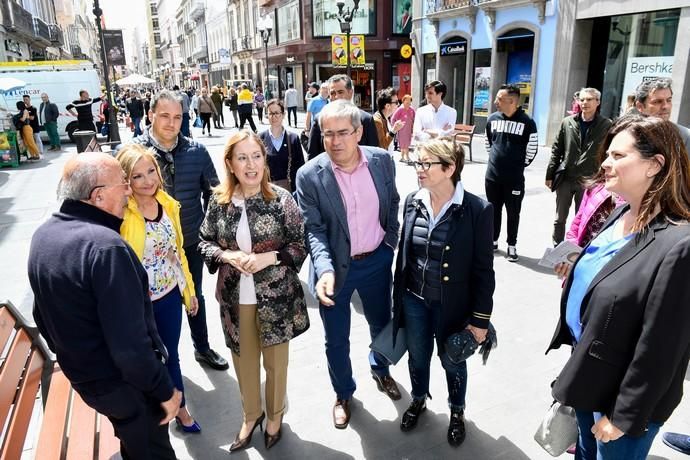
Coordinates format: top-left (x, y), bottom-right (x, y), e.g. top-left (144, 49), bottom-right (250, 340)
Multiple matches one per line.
top-left (417, 137), bottom-right (464, 184)
top-left (214, 130), bottom-right (276, 204)
top-left (115, 144), bottom-right (165, 194)
top-left (591, 114), bottom-right (690, 231)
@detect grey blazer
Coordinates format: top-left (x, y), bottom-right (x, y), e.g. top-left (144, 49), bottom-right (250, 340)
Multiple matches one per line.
top-left (296, 145), bottom-right (400, 297)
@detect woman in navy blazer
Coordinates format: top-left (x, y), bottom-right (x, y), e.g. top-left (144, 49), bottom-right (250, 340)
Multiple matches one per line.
top-left (258, 99), bottom-right (305, 193)
top-left (547, 115), bottom-right (690, 460)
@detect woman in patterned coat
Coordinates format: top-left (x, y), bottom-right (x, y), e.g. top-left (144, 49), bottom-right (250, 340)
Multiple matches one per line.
top-left (198, 130), bottom-right (309, 452)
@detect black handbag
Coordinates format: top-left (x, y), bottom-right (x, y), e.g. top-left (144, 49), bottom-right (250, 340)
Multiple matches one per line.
top-left (550, 161), bottom-right (567, 192)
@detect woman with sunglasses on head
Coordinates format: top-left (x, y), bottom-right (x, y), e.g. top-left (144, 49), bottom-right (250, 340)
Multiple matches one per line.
top-left (116, 144), bottom-right (202, 433)
top-left (373, 87), bottom-right (405, 152)
top-left (391, 137), bottom-right (495, 447)
top-left (258, 99), bottom-right (305, 193)
top-left (547, 115), bottom-right (690, 460)
top-left (198, 130), bottom-right (309, 452)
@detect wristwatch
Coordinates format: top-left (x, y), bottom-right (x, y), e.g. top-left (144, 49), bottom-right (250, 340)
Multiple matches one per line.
top-left (274, 251), bottom-right (282, 266)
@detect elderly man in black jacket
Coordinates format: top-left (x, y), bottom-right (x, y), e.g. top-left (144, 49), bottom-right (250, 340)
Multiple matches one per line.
top-left (28, 153), bottom-right (181, 459)
top-left (306, 74), bottom-right (379, 160)
top-left (546, 87), bottom-right (612, 245)
top-left (133, 89), bottom-right (229, 371)
top-left (39, 92), bottom-right (61, 151)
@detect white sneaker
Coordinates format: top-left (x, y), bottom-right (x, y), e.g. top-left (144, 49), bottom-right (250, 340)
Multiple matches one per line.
top-left (507, 246), bottom-right (518, 262)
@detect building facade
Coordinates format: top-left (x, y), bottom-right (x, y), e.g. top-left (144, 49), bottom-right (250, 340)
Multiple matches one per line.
top-left (256, 0), bottom-right (413, 110)
top-left (1, 0), bottom-right (67, 62)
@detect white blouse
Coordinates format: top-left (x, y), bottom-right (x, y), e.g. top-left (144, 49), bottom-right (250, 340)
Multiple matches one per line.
top-left (231, 196), bottom-right (257, 305)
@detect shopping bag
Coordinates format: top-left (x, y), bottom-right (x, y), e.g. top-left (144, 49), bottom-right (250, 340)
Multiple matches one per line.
top-left (193, 116), bottom-right (203, 128)
top-left (534, 401), bottom-right (578, 456)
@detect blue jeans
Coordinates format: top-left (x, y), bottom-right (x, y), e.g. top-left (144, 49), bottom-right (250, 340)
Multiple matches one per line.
top-left (152, 287), bottom-right (185, 407)
top-left (132, 116), bottom-right (143, 137)
top-left (402, 292), bottom-right (467, 410)
top-left (184, 244), bottom-right (210, 352)
top-left (575, 410), bottom-right (661, 460)
top-left (319, 243), bottom-right (394, 400)
top-left (181, 112), bottom-right (190, 137)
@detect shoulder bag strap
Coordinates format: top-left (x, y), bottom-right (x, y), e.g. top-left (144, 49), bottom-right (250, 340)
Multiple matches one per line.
top-left (285, 132), bottom-right (293, 188)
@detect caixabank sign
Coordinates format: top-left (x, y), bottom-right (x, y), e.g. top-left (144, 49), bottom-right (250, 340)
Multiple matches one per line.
top-left (440, 40), bottom-right (467, 56)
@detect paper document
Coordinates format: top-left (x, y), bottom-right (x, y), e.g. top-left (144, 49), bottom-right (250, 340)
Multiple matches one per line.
top-left (538, 241), bottom-right (583, 269)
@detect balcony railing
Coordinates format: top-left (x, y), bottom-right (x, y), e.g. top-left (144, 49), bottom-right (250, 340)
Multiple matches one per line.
top-left (428, 0), bottom-right (472, 12)
top-left (232, 35), bottom-right (256, 53)
top-left (49, 23), bottom-right (64, 46)
top-left (33, 17), bottom-right (51, 43)
top-left (192, 45), bottom-right (208, 60)
top-left (426, 0), bottom-right (476, 23)
top-left (189, 0), bottom-right (205, 21)
top-left (1, 1), bottom-right (34, 38)
top-left (184, 22), bottom-right (193, 33)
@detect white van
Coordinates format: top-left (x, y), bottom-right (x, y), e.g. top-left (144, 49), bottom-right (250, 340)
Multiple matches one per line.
top-left (0, 60), bottom-right (102, 141)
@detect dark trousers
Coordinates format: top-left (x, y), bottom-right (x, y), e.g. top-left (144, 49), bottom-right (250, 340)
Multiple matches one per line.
top-left (200, 113), bottom-right (212, 133)
top-left (181, 112), bottom-right (190, 137)
top-left (287, 106), bottom-right (297, 126)
top-left (319, 243), bottom-right (394, 400)
top-left (153, 288), bottom-right (185, 407)
top-left (230, 109), bottom-right (239, 127)
top-left (132, 116), bottom-right (143, 137)
top-left (485, 178), bottom-right (524, 246)
top-left (553, 178), bottom-right (584, 244)
top-left (239, 110), bottom-right (257, 132)
top-left (184, 244), bottom-right (210, 352)
top-left (403, 292), bottom-right (467, 410)
top-left (256, 106), bottom-right (264, 122)
top-left (574, 410), bottom-right (661, 460)
top-left (78, 384), bottom-right (176, 460)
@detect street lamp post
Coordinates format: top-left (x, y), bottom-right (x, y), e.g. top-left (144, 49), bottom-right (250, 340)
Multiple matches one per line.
top-left (258, 16), bottom-right (273, 99)
top-left (335, 1), bottom-right (359, 78)
top-left (92, 0), bottom-right (120, 145)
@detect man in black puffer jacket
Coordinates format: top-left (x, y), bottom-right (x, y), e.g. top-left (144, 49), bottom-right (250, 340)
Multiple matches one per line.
top-left (132, 90), bottom-right (229, 371)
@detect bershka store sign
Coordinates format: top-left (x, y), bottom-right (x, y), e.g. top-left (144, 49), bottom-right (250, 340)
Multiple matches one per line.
top-left (440, 40), bottom-right (466, 56)
top-left (621, 56), bottom-right (674, 113)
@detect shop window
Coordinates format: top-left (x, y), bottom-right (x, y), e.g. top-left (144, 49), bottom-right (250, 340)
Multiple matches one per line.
top-left (278, 1), bottom-right (300, 44)
top-left (312, 0), bottom-right (376, 38)
top-left (599, 9), bottom-right (680, 119)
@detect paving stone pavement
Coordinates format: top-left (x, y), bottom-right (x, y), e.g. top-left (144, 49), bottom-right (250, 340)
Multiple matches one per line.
top-left (1, 109), bottom-right (687, 459)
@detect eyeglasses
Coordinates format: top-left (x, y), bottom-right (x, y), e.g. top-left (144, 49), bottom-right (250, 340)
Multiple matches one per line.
top-left (390, 100), bottom-right (400, 105)
top-left (88, 180), bottom-right (130, 197)
top-left (267, 111), bottom-right (283, 117)
top-left (322, 129), bottom-right (358, 141)
top-left (412, 161), bottom-right (444, 171)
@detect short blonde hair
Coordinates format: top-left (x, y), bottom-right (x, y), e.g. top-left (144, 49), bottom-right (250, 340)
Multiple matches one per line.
top-left (417, 137), bottom-right (464, 184)
top-left (115, 144), bottom-right (165, 193)
top-left (402, 94), bottom-right (412, 103)
top-left (214, 130), bottom-right (276, 204)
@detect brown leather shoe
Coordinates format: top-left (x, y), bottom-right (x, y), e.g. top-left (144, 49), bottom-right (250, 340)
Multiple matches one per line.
top-left (333, 399), bottom-right (351, 429)
top-left (372, 373), bottom-right (402, 400)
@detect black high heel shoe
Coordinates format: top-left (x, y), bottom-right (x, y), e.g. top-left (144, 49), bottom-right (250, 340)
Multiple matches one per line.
top-left (264, 415), bottom-right (283, 450)
top-left (229, 412), bottom-right (265, 453)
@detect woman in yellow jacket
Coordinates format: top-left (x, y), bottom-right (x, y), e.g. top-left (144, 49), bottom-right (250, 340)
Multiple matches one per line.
top-left (116, 144), bottom-right (202, 433)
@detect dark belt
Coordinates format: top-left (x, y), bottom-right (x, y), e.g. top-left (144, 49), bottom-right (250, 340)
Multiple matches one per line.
top-left (352, 251), bottom-right (375, 261)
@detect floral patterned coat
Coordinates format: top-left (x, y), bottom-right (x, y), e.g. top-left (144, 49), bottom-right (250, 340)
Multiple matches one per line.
top-left (198, 185), bottom-right (309, 355)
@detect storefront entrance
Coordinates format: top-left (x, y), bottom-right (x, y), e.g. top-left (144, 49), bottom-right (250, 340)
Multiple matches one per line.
top-left (438, 37), bottom-right (467, 123)
top-left (495, 28), bottom-right (535, 113)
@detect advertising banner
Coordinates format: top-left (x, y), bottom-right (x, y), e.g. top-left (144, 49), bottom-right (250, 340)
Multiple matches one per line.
top-left (103, 29), bottom-right (126, 67)
top-left (473, 67), bottom-right (491, 117)
top-left (313, 0), bottom-right (375, 37)
top-left (218, 48), bottom-right (230, 65)
top-left (331, 35), bottom-right (366, 67)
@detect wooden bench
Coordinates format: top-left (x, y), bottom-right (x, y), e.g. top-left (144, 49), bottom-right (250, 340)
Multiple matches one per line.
top-left (453, 124), bottom-right (476, 162)
top-left (0, 300), bottom-right (119, 459)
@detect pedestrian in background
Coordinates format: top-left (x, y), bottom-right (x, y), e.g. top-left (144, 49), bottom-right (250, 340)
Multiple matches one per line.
top-left (227, 87), bottom-right (239, 128)
top-left (305, 81), bottom-right (318, 108)
top-left (132, 89), bottom-right (229, 374)
top-left (254, 87), bottom-right (266, 124)
top-left (634, 77), bottom-right (690, 152)
top-left (547, 115), bottom-right (690, 460)
top-left (393, 137), bottom-right (494, 447)
top-left (546, 88), bottom-right (612, 245)
top-left (197, 87), bottom-right (217, 137)
top-left (39, 92), bottom-right (61, 151)
top-left (117, 144), bottom-right (202, 434)
top-left (259, 99), bottom-right (305, 192)
top-left (238, 83), bottom-right (257, 132)
top-left (211, 86), bottom-right (224, 129)
top-left (126, 90), bottom-right (145, 137)
top-left (22, 95), bottom-right (43, 156)
top-left (199, 130), bottom-right (309, 451)
top-left (173, 85), bottom-right (190, 137)
top-left (190, 89), bottom-right (199, 119)
top-left (296, 100), bottom-right (401, 430)
top-left (305, 83), bottom-right (329, 133)
top-left (412, 81), bottom-right (456, 143)
top-left (484, 84), bottom-right (538, 261)
top-left (283, 84), bottom-right (298, 127)
top-left (13, 101), bottom-right (40, 160)
top-left (391, 94), bottom-right (415, 162)
top-left (373, 87), bottom-right (405, 152)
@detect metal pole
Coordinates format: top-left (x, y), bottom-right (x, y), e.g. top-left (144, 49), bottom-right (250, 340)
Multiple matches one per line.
top-left (264, 39), bottom-right (269, 97)
top-left (346, 30), bottom-right (350, 81)
top-left (92, 0), bottom-right (120, 145)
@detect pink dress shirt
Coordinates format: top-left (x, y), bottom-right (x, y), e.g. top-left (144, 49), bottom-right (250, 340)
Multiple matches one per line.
top-left (332, 151), bottom-right (385, 256)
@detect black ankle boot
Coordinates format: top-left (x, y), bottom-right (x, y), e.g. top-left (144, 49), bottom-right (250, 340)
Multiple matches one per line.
top-left (400, 399), bottom-right (426, 432)
top-left (447, 409), bottom-right (466, 447)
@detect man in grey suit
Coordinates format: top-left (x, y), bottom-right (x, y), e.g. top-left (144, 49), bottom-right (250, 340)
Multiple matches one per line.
top-left (296, 100), bottom-right (401, 430)
top-left (307, 74), bottom-right (379, 160)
